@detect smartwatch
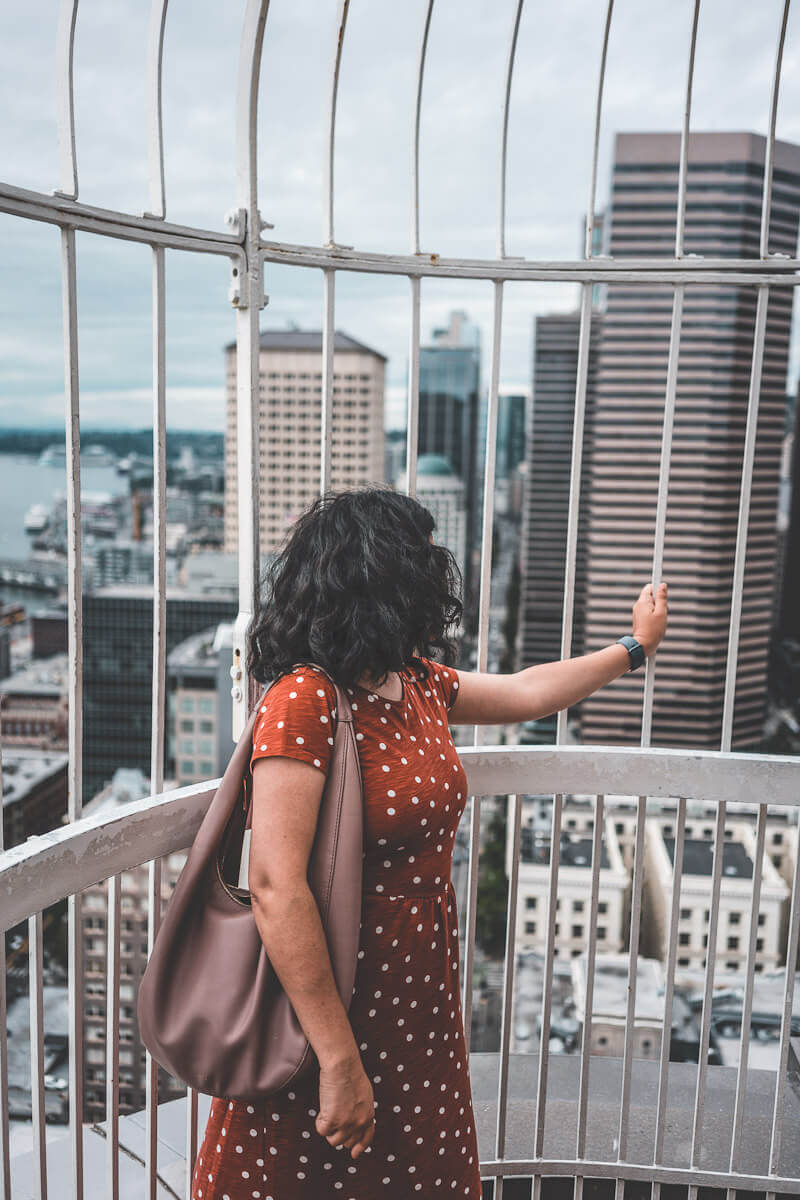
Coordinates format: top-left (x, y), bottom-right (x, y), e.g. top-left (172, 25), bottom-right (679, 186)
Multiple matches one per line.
top-left (616, 634), bottom-right (645, 672)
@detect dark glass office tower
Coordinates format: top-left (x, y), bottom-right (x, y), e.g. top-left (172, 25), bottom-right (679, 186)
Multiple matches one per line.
top-left (418, 311), bottom-right (481, 601)
top-left (82, 586), bottom-right (237, 802)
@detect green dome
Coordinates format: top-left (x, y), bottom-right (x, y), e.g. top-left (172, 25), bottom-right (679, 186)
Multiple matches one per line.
top-left (416, 453), bottom-right (454, 476)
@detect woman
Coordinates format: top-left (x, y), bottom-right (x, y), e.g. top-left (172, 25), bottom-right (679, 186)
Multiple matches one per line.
top-left (191, 485), bottom-right (668, 1200)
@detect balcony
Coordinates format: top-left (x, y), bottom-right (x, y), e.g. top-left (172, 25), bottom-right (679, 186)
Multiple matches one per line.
top-left (2, 0), bottom-right (800, 1198)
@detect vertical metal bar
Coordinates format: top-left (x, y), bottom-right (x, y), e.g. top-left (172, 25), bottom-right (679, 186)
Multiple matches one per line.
top-left (645, 17), bottom-right (699, 1193)
top-left (411, 0), bottom-right (434, 255)
top-left (768, 823), bottom-right (800, 1179)
top-left (532, 792), bottom-right (562, 1188)
top-left (185, 1087), bottom-right (199, 1199)
top-left (144, 0), bottom-right (169, 221)
top-left (556, 283), bottom-right (593, 744)
top-left (0, 743), bottom-right (10, 1200)
top-left (320, 269), bottom-right (336, 496)
top-left (54, 0), bottom-right (79, 199)
top-left (231, 0), bottom-right (270, 738)
top-left (61, 223), bottom-right (84, 1200)
top-left (29, 911), bottom-right (48, 1200)
top-left (476, 288), bottom-right (504, 675)
top-left (615, 795), bottom-right (647, 1186)
top-left (105, 875), bottom-right (121, 1200)
top-left (583, 0), bottom-right (614, 260)
top-left (497, 0), bottom-right (524, 259)
top-left (759, 0), bottom-right (791, 260)
top-left (460, 791), bottom-right (482, 1058)
top-left (493, 793), bottom-right (522, 1200)
top-left (462, 281), bottom-right (504, 1055)
top-left (690, 802), bottom-right (727, 1173)
top-left (145, 242), bottom-right (167, 1199)
top-left (674, 0), bottom-right (700, 259)
top-left (652, 797), bottom-right (688, 1176)
top-left (573, 794), bottom-right (606, 1200)
top-left (324, 0), bottom-right (350, 248)
top-left (728, 806), bottom-right (767, 1183)
top-left (720, 285), bottom-right (768, 756)
top-left (405, 276), bottom-right (421, 499)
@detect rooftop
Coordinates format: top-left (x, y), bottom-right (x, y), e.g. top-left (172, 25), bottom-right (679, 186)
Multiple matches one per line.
top-left (224, 328), bottom-right (387, 360)
top-left (2, 748), bottom-right (68, 810)
top-left (663, 835), bottom-right (754, 879)
top-left (0, 653), bottom-right (68, 698)
top-left (525, 833), bottom-right (611, 870)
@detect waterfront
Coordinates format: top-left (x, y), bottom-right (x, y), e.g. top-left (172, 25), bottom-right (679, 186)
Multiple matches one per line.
top-left (0, 453), bottom-right (128, 563)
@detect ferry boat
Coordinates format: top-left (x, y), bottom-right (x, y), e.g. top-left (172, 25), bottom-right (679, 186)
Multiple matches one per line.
top-left (24, 502), bottom-right (50, 534)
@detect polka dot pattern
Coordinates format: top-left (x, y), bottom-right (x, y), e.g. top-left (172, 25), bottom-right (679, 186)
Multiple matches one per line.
top-left (193, 657), bottom-right (481, 1198)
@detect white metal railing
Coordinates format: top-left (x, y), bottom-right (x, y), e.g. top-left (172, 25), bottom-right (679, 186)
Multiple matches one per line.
top-left (0, 0), bottom-right (799, 1198)
top-left (1, 747), bottom-right (799, 1199)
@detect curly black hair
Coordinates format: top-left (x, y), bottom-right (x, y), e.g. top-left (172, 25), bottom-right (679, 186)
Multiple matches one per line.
top-left (246, 484), bottom-right (463, 690)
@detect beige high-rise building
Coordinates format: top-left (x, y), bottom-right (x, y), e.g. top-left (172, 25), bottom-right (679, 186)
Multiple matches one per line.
top-left (580, 132), bottom-right (800, 750)
top-left (224, 330), bottom-right (387, 555)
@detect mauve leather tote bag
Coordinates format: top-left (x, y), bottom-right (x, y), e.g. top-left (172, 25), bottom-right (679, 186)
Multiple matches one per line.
top-left (137, 663), bottom-right (364, 1100)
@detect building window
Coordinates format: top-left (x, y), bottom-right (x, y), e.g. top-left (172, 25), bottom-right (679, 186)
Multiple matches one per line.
top-left (525, 921), bottom-right (536, 934)
top-left (598, 902), bottom-right (608, 914)
top-left (180, 719), bottom-right (194, 732)
top-left (758, 914), bottom-right (766, 926)
top-left (199, 760), bottom-right (214, 775)
top-left (678, 957), bottom-right (690, 967)
top-left (573, 900), bottom-right (584, 913)
top-left (597, 927), bottom-right (606, 940)
top-left (680, 907), bottom-right (691, 919)
top-left (199, 720), bottom-right (214, 733)
top-left (198, 697), bottom-right (215, 715)
top-left (727, 936), bottom-right (739, 950)
top-left (180, 697), bottom-right (194, 713)
top-left (679, 932), bottom-right (690, 946)
top-left (525, 897), bottom-right (537, 909)
top-left (571, 924), bottom-right (583, 938)
top-left (756, 937), bottom-right (764, 951)
top-left (729, 912), bottom-right (741, 924)
top-left (181, 760), bottom-right (195, 776)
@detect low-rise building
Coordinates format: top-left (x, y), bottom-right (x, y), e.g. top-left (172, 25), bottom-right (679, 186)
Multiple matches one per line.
top-left (0, 653), bottom-right (68, 752)
top-left (643, 820), bottom-right (789, 974)
top-left (1, 747), bottom-right (68, 848)
top-left (511, 803), bottom-right (629, 960)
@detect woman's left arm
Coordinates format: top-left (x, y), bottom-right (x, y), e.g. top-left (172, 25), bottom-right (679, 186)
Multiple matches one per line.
top-left (449, 580), bottom-right (668, 726)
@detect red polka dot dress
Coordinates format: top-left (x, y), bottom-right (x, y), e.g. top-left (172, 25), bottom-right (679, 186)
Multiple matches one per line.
top-left (191, 655), bottom-right (483, 1200)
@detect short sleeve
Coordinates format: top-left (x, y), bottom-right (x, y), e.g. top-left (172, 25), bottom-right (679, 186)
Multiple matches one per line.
top-left (250, 665), bottom-right (338, 777)
top-left (422, 656), bottom-right (461, 714)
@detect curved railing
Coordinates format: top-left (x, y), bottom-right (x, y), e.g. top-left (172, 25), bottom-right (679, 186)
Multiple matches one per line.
top-left (2, 744), bottom-right (799, 1198)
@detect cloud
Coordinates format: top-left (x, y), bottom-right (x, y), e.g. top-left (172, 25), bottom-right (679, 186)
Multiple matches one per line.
top-left (1, 0), bottom-right (799, 431)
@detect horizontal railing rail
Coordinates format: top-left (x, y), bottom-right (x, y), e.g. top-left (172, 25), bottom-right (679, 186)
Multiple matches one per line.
top-left (2, 744), bottom-right (799, 934)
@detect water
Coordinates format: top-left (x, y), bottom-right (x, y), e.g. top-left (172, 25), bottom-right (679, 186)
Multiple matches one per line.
top-left (0, 453), bottom-right (129, 562)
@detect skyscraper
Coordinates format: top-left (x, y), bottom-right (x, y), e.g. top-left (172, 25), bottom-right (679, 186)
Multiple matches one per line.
top-left (224, 329), bottom-right (387, 557)
top-left (518, 312), bottom-right (602, 671)
top-left (580, 132), bottom-right (800, 749)
top-left (418, 311), bottom-right (481, 600)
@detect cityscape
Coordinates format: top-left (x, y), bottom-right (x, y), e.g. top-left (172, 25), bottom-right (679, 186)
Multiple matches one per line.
top-left (1, 124), bottom-right (799, 1174)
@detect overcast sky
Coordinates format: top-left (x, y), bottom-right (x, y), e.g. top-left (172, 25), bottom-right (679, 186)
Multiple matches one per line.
top-left (1, 0), bottom-right (799, 431)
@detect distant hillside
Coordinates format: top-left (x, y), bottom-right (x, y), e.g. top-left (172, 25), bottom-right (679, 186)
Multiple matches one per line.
top-left (0, 428), bottom-right (224, 460)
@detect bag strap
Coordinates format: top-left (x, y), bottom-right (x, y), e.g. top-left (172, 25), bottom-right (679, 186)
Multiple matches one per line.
top-left (243, 661), bottom-right (353, 833)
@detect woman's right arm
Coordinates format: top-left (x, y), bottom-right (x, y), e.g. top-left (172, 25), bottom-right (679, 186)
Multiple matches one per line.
top-left (248, 754), bottom-right (375, 1158)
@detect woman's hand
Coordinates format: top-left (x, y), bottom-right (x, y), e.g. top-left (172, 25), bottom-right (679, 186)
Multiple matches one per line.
top-left (315, 1051), bottom-right (376, 1160)
top-left (632, 581), bottom-right (668, 656)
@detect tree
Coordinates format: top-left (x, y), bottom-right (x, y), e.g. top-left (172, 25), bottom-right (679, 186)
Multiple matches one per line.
top-left (476, 801), bottom-right (509, 958)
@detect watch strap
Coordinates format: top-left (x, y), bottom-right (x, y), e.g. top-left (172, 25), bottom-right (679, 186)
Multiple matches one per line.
top-left (617, 634), bottom-right (645, 672)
